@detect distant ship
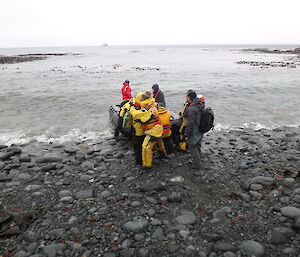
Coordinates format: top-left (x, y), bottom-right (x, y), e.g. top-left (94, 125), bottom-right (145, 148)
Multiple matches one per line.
top-left (102, 43), bottom-right (108, 47)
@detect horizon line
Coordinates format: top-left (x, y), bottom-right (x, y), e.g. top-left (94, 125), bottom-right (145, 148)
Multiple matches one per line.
top-left (1, 43), bottom-right (300, 49)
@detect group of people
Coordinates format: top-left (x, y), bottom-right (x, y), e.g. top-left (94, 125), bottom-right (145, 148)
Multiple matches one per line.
top-left (116, 80), bottom-right (205, 170)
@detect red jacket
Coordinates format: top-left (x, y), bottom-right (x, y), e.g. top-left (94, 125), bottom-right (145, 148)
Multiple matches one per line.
top-left (121, 82), bottom-right (132, 100)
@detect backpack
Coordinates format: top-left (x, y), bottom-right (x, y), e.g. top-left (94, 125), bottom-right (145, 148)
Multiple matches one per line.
top-left (198, 107), bottom-right (214, 133)
top-left (122, 110), bottom-right (133, 129)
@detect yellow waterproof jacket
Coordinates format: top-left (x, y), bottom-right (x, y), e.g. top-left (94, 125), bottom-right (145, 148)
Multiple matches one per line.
top-left (157, 106), bottom-right (171, 137)
top-left (129, 92), bottom-right (145, 136)
top-left (178, 102), bottom-right (189, 133)
top-left (130, 96), bottom-right (163, 138)
top-left (120, 100), bottom-right (132, 118)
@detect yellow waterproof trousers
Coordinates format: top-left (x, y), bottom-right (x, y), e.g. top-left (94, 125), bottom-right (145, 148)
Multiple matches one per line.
top-left (178, 118), bottom-right (188, 151)
top-left (142, 136), bottom-right (166, 168)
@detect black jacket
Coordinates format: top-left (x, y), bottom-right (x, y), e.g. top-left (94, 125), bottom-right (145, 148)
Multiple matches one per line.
top-left (153, 89), bottom-right (166, 107)
top-left (184, 97), bottom-right (204, 137)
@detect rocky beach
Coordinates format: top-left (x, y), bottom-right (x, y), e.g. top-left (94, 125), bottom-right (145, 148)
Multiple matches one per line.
top-left (1, 126), bottom-right (299, 257)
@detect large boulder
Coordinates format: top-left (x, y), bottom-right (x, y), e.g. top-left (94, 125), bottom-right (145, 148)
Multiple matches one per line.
top-left (280, 206), bottom-right (300, 218)
top-left (240, 240), bottom-right (265, 257)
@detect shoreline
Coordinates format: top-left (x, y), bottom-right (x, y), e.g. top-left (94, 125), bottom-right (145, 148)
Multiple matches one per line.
top-left (237, 47), bottom-right (300, 69)
top-left (1, 126), bottom-right (299, 256)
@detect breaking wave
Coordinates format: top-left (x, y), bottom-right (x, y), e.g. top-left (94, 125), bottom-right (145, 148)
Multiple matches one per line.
top-left (0, 129), bottom-right (112, 146)
top-left (214, 122), bottom-right (300, 132)
top-left (1, 122), bottom-right (299, 146)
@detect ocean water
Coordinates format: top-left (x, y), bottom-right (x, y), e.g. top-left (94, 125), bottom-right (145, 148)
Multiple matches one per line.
top-left (0, 45), bottom-right (300, 145)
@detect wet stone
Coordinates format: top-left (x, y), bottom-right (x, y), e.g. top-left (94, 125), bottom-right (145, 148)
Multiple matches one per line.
top-left (280, 206), bottom-right (300, 218)
top-left (249, 190), bottom-right (263, 200)
top-left (139, 182), bottom-right (163, 192)
top-left (147, 208), bottom-right (155, 216)
top-left (123, 217), bottom-right (148, 233)
top-left (176, 211), bottom-right (196, 225)
top-left (167, 192), bottom-right (182, 203)
top-left (0, 152), bottom-right (15, 160)
top-left (244, 176), bottom-right (275, 189)
top-left (167, 243), bottom-right (180, 253)
top-left (60, 196), bottom-right (74, 203)
top-left (250, 183), bottom-right (263, 191)
top-left (223, 252), bottom-right (236, 257)
top-left (179, 229), bottom-right (190, 239)
top-left (14, 251), bottom-right (27, 257)
top-left (150, 218), bottom-right (161, 226)
top-left (213, 207), bottom-right (231, 219)
top-left (0, 145), bottom-right (8, 149)
top-left (43, 243), bottom-right (66, 257)
top-left (240, 240), bottom-right (265, 257)
top-left (59, 190), bottom-right (72, 197)
top-left (27, 242), bottom-right (38, 253)
top-left (41, 163), bottom-right (57, 172)
top-left (75, 189), bottom-right (94, 199)
top-left (101, 190), bottom-right (112, 198)
top-left (17, 173), bottom-right (31, 180)
top-left (268, 227), bottom-right (290, 244)
top-left (121, 239), bottom-right (132, 249)
top-left (282, 248), bottom-right (297, 255)
top-left (131, 201), bottom-right (142, 207)
top-left (65, 148), bottom-right (77, 154)
top-left (283, 178), bottom-right (295, 186)
top-left (80, 174), bottom-right (93, 181)
top-left (36, 155), bottom-right (62, 163)
top-left (201, 232), bottom-right (223, 242)
top-left (198, 251), bottom-right (207, 257)
top-left (293, 216), bottom-right (300, 229)
top-left (49, 228), bottom-right (65, 240)
top-left (213, 242), bottom-right (236, 252)
top-left (137, 248), bottom-right (149, 257)
top-left (69, 227), bottom-right (80, 235)
top-left (146, 197), bottom-right (157, 204)
top-left (25, 185), bottom-right (42, 191)
top-left (152, 227), bottom-right (164, 239)
top-left (19, 155), bottom-right (31, 162)
top-left (134, 233), bottom-right (145, 241)
top-left (120, 248), bottom-right (134, 257)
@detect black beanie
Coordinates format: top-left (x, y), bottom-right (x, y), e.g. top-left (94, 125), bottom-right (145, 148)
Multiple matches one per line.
top-left (152, 84), bottom-right (159, 91)
top-left (186, 90), bottom-right (197, 100)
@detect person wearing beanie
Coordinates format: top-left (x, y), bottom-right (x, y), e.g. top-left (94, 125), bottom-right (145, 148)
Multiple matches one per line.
top-left (184, 90), bottom-right (204, 170)
top-left (152, 84), bottom-right (166, 107)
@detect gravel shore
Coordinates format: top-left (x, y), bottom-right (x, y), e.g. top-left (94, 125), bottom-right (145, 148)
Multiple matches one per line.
top-left (1, 126), bottom-right (299, 257)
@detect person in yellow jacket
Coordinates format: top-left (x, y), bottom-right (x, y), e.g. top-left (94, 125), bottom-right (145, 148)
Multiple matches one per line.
top-left (178, 91), bottom-right (205, 151)
top-left (157, 105), bottom-right (174, 154)
top-left (114, 99), bottom-right (131, 140)
top-left (130, 92), bottom-right (167, 168)
top-left (122, 92), bottom-right (145, 165)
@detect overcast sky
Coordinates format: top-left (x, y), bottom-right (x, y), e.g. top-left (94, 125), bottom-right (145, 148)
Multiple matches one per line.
top-left (1, 0), bottom-right (300, 47)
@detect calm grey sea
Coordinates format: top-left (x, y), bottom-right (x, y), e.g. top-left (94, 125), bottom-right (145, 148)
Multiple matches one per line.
top-left (0, 45), bottom-right (300, 145)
